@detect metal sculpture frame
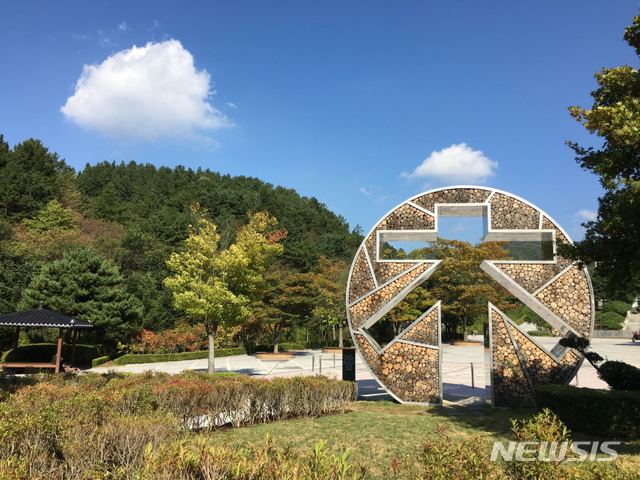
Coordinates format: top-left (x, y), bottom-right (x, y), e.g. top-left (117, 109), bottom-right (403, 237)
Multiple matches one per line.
top-left (346, 186), bottom-right (594, 407)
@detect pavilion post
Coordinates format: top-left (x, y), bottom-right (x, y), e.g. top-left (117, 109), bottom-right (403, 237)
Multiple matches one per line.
top-left (13, 326), bottom-right (20, 351)
top-left (55, 328), bottom-right (63, 373)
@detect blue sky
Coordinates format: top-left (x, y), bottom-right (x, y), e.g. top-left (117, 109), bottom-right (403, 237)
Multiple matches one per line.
top-left (1, 1), bottom-right (638, 242)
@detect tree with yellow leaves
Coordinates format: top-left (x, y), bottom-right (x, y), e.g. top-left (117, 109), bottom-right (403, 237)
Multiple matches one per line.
top-left (164, 206), bottom-right (284, 372)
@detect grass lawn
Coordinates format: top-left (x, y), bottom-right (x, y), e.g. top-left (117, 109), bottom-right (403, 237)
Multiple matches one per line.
top-left (205, 400), bottom-right (640, 478)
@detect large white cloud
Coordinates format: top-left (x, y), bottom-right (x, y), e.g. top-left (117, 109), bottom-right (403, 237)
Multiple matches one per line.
top-left (401, 143), bottom-right (498, 183)
top-left (61, 39), bottom-right (232, 142)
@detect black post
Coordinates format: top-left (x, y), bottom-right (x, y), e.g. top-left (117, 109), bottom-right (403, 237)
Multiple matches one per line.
top-left (342, 348), bottom-right (356, 382)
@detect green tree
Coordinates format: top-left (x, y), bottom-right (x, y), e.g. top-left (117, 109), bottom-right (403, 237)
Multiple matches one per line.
top-left (421, 239), bottom-right (516, 341)
top-left (164, 209), bottom-right (284, 372)
top-left (17, 246), bottom-right (142, 349)
top-left (312, 257), bottom-right (349, 347)
top-left (22, 200), bottom-right (78, 233)
top-left (253, 269), bottom-right (319, 352)
top-left (0, 220), bottom-right (39, 315)
top-left (0, 137), bottom-right (72, 220)
top-left (563, 14), bottom-right (640, 294)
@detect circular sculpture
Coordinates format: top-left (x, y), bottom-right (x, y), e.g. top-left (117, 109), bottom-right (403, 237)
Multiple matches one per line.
top-left (346, 186), bottom-right (594, 407)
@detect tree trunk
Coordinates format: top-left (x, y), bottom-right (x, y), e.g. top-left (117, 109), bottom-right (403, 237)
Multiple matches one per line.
top-left (462, 313), bottom-right (468, 341)
top-left (273, 328), bottom-right (280, 353)
top-left (206, 322), bottom-right (218, 374)
top-left (332, 325), bottom-right (336, 341)
top-left (338, 322), bottom-right (344, 348)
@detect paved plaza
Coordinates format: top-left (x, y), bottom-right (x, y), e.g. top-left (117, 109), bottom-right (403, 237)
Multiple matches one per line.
top-left (91, 335), bottom-right (640, 405)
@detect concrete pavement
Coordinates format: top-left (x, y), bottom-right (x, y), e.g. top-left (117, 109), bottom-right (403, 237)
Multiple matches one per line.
top-left (91, 335), bottom-right (640, 406)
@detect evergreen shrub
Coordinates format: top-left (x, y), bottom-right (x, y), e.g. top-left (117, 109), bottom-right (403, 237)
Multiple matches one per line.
top-left (536, 384), bottom-right (640, 439)
top-left (112, 343), bottom-right (309, 365)
top-left (598, 360), bottom-right (640, 391)
top-left (91, 355), bottom-right (112, 367)
top-left (527, 330), bottom-right (555, 337)
top-left (602, 301), bottom-right (631, 317)
top-left (1, 343), bottom-right (100, 365)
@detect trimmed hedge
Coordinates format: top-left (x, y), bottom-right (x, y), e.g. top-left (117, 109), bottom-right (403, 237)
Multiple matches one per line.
top-left (527, 330), bottom-right (555, 337)
top-left (602, 300), bottom-right (631, 317)
top-left (536, 384), bottom-right (640, 439)
top-left (1, 344), bottom-right (100, 365)
top-left (91, 355), bottom-right (112, 368)
top-left (598, 360), bottom-right (640, 391)
top-left (111, 343), bottom-right (309, 366)
top-left (595, 311), bottom-right (626, 330)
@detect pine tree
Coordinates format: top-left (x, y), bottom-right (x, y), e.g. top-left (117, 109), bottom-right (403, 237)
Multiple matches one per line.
top-left (18, 246), bottom-right (142, 349)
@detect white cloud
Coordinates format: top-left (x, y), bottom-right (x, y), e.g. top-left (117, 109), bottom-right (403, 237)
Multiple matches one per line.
top-left (577, 209), bottom-right (597, 221)
top-left (401, 143), bottom-right (498, 183)
top-left (360, 187), bottom-right (372, 195)
top-left (226, 102), bottom-right (237, 109)
top-left (118, 22), bottom-right (128, 31)
top-left (61, 39), bottom-right (232, 142)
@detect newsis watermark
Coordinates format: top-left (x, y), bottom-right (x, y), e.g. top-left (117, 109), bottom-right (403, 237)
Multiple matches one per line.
top-left (490, 441), bottom-right (620, 462)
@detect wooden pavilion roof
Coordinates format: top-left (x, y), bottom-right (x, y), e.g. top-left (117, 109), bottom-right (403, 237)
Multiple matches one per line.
top-left (0, 308), bottom-right (93, 329)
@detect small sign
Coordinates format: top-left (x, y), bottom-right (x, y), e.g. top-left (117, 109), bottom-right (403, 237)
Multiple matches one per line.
top-left (342, 348), bottom-right (356, 382)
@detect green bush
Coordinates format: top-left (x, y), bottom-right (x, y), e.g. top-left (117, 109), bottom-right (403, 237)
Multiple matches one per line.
top-left (248, 342), bottom-right (307, 352)
top-left (415, 426), bottom-right (495, 480)
top-left (602, 300), bottom-right (631, 317)
top-left (91, 355), bottom-right (111, 367)
top-left (113, 347), bottom-right (246, 366)
top-left (1, 343), bottom-right (100, 365)
top-left (536, 384), bottom-right (640, 439)
top-left (598, 360), bottom-right (640, 391)
top-left (527, 330), bottom-right (555, 337)
top-left (304, 339), bottom-right (354, 349)
top-left (504, 409), bottom-right (572, 479)
top-left (596, 311), bottom-right (626, 330)
top-left (112, 343), bottom-right (315, 366)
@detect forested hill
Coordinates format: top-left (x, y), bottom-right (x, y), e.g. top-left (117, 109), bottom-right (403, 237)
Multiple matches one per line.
top-left (77, 161), bottom-right (362, 270)
top-left (0, 136), bottom-right (362, 338)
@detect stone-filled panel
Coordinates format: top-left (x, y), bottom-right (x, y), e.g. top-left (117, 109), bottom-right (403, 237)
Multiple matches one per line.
top-left (398, 308), bottom-right (439, 346)
top-left (535, 266), bottom-right (592, 338)
top-left (379, 342), bottom-right (440, 403)
top-left (354, 334), bottom-right (382, 375)
top-left (373, 262), bottom-right (420, 287)
top-left (348, 263), bottom-right (434, 330)
top-left (348, 248), bottom-right (376, 303)
top-left (490, 193), bottom-right (539, 230)
top-left (412, 188), bottom-right (491, 212)
top-left (509, 327), bottom-right (582, 387)
top-left (493, 263), bottom-right (571, 295)
top-left (491, 307), bottom-right (536, 408)
top-left (377, 203), bottom-right (435, 230)
top-left (355, 335), bottom-right (440, 404)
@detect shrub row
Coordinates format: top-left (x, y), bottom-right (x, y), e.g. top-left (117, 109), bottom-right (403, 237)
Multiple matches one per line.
top-left (111, 342), bottom-right (311, 366)
top-left (91, 355), bottom-right (112, 367)
top-left (113, 347), bottom-right (244, 365)
top-left (0, 371), bottom-right (357, 478)
top-left (1, 343), bottom-right (100, 365)
top-left (527, 330), bottom-right (556, 337)
top-left (536, 384), bottom-right (640, 439)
